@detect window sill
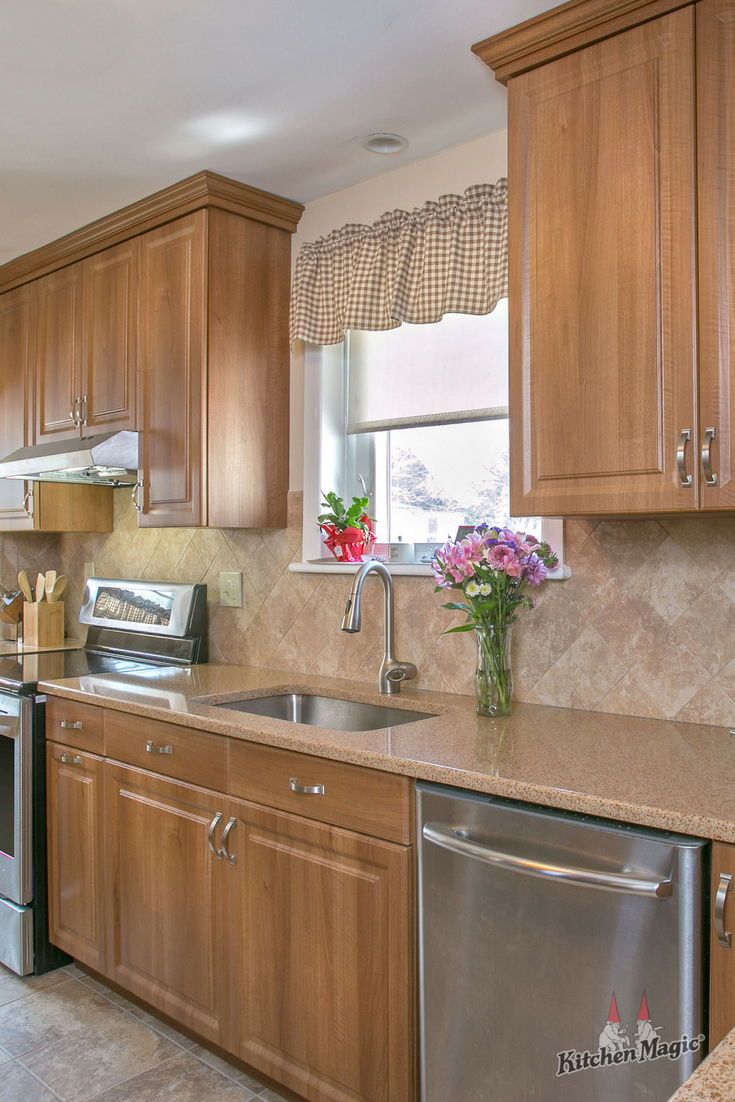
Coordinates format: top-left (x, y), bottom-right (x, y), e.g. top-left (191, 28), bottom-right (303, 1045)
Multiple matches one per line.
top-left (288, 561), bottom-right (572, 580)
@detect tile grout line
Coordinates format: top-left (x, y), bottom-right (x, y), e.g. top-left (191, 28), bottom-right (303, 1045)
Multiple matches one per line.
top-left (15, 1057), bottom-right (66, 1101)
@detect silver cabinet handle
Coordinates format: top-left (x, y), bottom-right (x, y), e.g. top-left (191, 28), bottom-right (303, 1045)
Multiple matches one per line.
top-left (702, 426), bottom-right (717, 487)
top-left (68, 397), bottom-right (79, 426)
top-left (60, 720), bottom-right (83, 730)
top-left (23, 488), bottom-right (34, 521)
top-left (145, 739), bottom-right (173, 755)
top-left (207, 812), bottom-right (224, 860)
top-left (715, 872), bottom-right (733, 948)
top-left (676, 428), bottom-right (693, 487)
top-left (423, 824), bottom-right (673, 899)
top-left (132, 480), bottom-right (144, 515)
top-left (79, 395), bottom-right (88, 427)
top-left (220, 816), bottom-right (237, 864)
top-left (59, 752), bottom-right (83, 765)
top-left (289, 777), bottom-right (325, 796)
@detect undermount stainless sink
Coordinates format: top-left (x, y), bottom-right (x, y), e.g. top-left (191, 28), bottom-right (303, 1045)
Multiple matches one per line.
top-left (213, 693), bottom-right (435, 732)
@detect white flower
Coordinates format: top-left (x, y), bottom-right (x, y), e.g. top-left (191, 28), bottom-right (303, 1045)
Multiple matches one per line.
top-left (466, 581), bottom-right (480, 596)
top-left (479, 583), bottom-right (492, 596)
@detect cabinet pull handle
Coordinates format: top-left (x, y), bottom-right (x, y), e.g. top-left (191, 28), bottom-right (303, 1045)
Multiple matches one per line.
top-left (702, 426), bottom-right (718, 487)
top-left (23, 488), bottom-right (34, 521)
top-left (289, 777), bottom-right (325, 796)
top-left (59, 753), bottom-right (83, 765)
top-left (60, 720), bottom-right (83, 730)
top-left (79, 395), bottom-right (88, 427)
top-left (676, 429), bottom-right (693, 487)
top-left (716, 872), bottom-right (733, 948)
top-left (220, 817), bottom-right (237, 864)
top-left (207, 812), bottom-right (224, 860)
top-left (68, 397), bottom-right (80, 426)
top-left (132, 480), bottom-right (144, 515)
top-left (145, 739), bottom-right (173, 755)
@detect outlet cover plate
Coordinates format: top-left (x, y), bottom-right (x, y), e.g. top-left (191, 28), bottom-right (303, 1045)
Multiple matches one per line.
top-left (219, 571), bottom-right (243, 608)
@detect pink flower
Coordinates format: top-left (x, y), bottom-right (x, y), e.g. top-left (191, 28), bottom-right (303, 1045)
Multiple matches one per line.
top-left (487, 544), bottom-right (523, 577)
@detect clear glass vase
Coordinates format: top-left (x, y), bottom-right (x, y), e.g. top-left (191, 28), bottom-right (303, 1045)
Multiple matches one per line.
top-left (475, 623), bottom-right (513, 717)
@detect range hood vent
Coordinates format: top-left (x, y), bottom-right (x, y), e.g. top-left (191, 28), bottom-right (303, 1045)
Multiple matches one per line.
top-left (0, 431), bottom-right (139, 486)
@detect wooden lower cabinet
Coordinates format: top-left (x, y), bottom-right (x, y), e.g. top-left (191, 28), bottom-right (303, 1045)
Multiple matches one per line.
top-left (227, 799), bottom-right (415, 1102)
top-left (103, 763), bottom-right (230, 1047)
top-left (710, 842), bottom-right (735, 1048)
top-left (46, 743), bottom-right (105, 972)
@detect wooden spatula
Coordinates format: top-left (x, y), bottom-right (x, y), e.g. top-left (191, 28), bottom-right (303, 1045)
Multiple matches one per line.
top-left (35, 573), bottom-right (46, 603)
top-left (47, 575), bottom-right (67, 602)
top-left (45, 570), bottom-right (57, 596)
top-left (17, 570), bottom-right (33, 603)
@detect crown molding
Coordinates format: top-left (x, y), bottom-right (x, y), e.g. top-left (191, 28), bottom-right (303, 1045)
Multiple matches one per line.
top-left (472, 0), bottom-right (693, 83)
top-left (0, 170), bottom-right (304, 293)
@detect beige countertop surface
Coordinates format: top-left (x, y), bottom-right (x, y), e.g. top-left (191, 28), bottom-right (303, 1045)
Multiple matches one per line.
top-left (39, 660), bottom-right (735, 842)
top-left (669, 1029), bottom-right (735, 1102)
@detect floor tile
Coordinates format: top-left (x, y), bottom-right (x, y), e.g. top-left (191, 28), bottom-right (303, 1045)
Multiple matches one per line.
top-left (91, 1051), bottom-right (256, 1101)
top-left (123, 1004), bottom-right (197, 1049)
top-left (20, 1013), bottom-right (178, 1102)
top-left (0, 965), bottom-right (68, 1008)
top-left (0, 1045), bottom-right (11, 1065)
top-left (72, 973), bottom-right (139, 1013)
top-left (0, 1061), bottom-right (58, 1102)
top-left (190, 1043), bottom-right (267, 1092)
top-left (0, 979), bottom-right (123, 1057)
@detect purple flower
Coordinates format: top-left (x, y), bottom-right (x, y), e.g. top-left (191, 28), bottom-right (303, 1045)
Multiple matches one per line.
top-left (522, 553), bottom-right (547, 587)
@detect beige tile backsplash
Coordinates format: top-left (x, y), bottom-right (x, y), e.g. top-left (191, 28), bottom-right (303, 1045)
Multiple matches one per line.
top-left (1, 493), bottom-right (733, 728)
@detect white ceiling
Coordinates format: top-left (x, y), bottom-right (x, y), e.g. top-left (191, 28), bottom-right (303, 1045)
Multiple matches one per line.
top-left (0, 0), bottom-right (554, 265)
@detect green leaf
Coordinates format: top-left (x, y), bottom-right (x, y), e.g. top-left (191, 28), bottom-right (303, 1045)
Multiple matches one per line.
top-left (442, 601), bottom-right (472, 613)
top-left (443, 623), bottom-right (476, 634)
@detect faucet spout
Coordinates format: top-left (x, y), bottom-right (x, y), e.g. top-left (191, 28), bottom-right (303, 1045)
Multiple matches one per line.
top-left (339, 561), bottom-right (417, 694)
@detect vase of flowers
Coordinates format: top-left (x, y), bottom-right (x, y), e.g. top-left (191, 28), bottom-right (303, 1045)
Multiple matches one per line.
top-left (433, 526), bottom-right (558, 717)
top-left (318, 492), bottom-right (376, 562)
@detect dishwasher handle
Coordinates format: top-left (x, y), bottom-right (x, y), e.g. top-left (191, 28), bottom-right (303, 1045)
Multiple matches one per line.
top-left (422, 823), bottom-right (673, 899)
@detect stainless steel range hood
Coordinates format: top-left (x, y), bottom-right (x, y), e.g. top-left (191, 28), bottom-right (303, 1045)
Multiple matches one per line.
top-left (0, 431), bottom-right (138, 486)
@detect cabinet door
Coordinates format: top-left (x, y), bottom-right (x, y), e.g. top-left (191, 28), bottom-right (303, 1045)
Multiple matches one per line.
top-left (82, 241), bottom-right (137, 431)
top-left (508, 8), bottom-right (697, 515)
top-left (46, 743), bottom-right (105, 972)
top-left (137, 212), bottom-right (206, 527)
top-left (710, 842), bottom-right (735, 1049)
top-left (697, 0), bottom-right (735, 509)
top-left (0, 284), bottom-right (35, 530)
top-left (228, 800), bottom-right (415, 1102)
top-left (104, 763), bottom-right (229, 1045)
top-left (36, 263), bottom-right (83, 442)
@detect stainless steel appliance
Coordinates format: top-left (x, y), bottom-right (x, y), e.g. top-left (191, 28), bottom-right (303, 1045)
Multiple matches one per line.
top-left (0, 577), bottom-right (207, 976)
top-left (418, 783), bottom-right (707, 1102)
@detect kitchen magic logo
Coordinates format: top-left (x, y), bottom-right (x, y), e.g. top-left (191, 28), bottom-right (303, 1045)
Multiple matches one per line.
top-left (555, 991), bottom-right (705, 1077)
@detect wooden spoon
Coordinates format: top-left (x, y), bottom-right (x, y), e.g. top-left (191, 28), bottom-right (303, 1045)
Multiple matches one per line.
top-left (47, 575), bottom-right (67, 603)
top-left (35, 573), bottom-right (46, 603)
top-left (45, 570), bottom-right (57, 596)
top-left (17, 570), bottom-right (33, 603)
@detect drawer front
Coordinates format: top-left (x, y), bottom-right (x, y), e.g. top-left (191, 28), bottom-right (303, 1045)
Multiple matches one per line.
top-left (46, 697), bottom-right (104, 754)
top-left (104, 710), bottom-right (227, 792)
top-left (229, 741), bottom-right (412, 844)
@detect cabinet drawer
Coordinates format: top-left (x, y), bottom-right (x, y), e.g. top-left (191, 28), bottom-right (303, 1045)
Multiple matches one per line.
top-left (46, 697), bottom-right (104, 754)
top-left (104, 710), bottom-right (227, 792)
top-left (228, 741), bottom-right (413, 844)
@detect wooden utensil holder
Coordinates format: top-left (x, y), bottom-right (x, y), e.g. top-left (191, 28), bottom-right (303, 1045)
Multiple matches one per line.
top-left (23, 601), bottom-right (64, 649)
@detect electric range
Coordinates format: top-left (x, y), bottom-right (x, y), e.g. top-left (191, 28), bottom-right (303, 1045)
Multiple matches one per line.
top-left (0, 577), bottom-right (207, 975)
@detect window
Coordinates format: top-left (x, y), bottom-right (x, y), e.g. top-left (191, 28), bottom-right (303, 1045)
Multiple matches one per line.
top-left (300, 304), bottom-right (563, 572)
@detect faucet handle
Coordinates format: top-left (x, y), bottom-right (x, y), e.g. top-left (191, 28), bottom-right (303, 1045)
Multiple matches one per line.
top-left (383, 661), bottom-right (418, 693)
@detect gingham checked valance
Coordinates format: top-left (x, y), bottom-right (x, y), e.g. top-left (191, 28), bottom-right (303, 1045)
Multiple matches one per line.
top-left (289, 180), bottom-right (508, 346)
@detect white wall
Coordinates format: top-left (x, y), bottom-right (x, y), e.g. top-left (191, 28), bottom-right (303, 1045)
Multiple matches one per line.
top-left (289, 128), bottom-right (508, 489)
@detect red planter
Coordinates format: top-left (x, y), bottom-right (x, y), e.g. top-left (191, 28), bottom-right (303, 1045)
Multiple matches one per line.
top-left (320, 519), bottom-right (376, 563)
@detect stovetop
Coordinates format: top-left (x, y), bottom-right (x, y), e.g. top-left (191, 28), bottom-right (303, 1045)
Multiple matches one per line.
top-left (0, 648), bottom-right (163, 694)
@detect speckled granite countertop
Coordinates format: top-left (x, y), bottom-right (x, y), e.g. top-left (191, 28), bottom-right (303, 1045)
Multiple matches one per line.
top-left (39, 661), bottom-right (735, 842)
top-left (669, 1030), bottom-right (735, 1101)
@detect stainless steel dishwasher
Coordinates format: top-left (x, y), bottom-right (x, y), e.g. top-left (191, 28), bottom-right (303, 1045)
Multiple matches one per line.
top-left (418, 783), bottom-right (707, 1101)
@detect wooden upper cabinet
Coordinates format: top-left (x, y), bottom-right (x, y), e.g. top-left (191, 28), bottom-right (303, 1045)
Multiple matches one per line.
top-left (81, 240), bottom-right (138, 432)
top-left (506, 7), bottom-right (697, 516)
top-left (696, 0), bottom-right (735, 510)
top-left (137, 212), bottom-right (207, 527)
top-left (709, 842), bottom-right (735, 1049)
top-left (0, 284), bottom-right (35, 529)
top-left (36, 262), bottom-right (83, 442)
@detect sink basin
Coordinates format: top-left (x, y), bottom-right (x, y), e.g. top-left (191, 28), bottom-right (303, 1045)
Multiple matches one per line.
top-left (213, 692), bottom-right (435, 732)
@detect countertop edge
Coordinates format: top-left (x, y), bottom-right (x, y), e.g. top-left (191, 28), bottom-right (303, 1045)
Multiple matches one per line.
top-left (668, 1029), bottom-right (735, 1102)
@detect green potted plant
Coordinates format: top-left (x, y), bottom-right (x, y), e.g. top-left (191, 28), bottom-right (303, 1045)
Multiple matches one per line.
top-left (318, 492), bottom-right (376, 562)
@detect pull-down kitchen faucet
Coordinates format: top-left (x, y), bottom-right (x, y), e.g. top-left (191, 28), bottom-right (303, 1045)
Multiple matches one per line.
top-left (340, 561), bottom-right (417, 694)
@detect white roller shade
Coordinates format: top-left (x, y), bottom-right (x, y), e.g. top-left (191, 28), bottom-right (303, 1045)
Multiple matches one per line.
top-left (346, 301), bottom-right (508, 434)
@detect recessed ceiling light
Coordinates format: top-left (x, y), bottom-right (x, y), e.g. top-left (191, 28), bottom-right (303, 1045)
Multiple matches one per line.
top-left (362, 133), bottom-right (409, 155)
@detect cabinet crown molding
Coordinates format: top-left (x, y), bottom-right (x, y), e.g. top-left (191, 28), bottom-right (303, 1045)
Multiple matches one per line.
top-left (472, 0), bottom-right (693, 82)
top-left (0, 170), bottom-right (305, 294)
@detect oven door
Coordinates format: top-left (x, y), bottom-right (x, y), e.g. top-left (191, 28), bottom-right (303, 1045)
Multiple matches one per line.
top-left (0, 693), bottom-right (32, 906)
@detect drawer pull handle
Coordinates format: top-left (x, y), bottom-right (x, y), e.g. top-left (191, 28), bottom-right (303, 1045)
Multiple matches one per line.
top-left (702, 426), bottom-right (718, 487)
top-left (221, 817), bottom-right (237, 864)
top-left (289, 777), bottom-right (325, 796)
top-left (676, 428), bottom-right (693, 488)
top-left (207, 812), bottom-right (224, 860)
top-left (59, 753), bottom-right (83, 765)
top-left (60, 720), bottom-right (83, 730)
top-left (145, 739), bottom-right (173, 755)
top-left (716, 872), bottom-right (733, 949)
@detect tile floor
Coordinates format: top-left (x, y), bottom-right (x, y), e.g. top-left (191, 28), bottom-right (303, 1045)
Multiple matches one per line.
top-left (0, 963), bottom-right (291, 1102)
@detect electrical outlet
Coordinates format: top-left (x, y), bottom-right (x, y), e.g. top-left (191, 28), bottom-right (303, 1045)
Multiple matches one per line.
top-left (84, 561), bottom-right (95, 582)
top-left (219, 571), bottom-right (243, 608)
